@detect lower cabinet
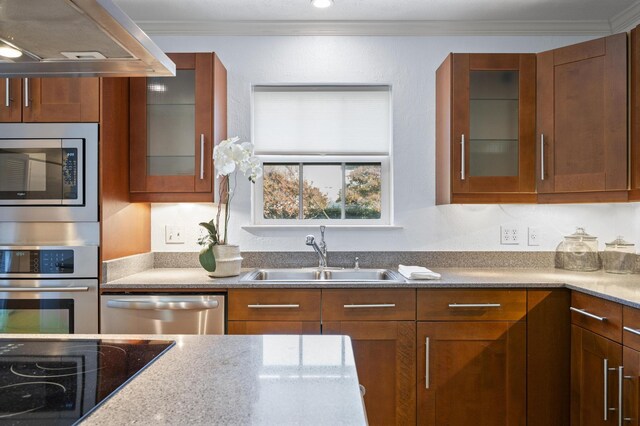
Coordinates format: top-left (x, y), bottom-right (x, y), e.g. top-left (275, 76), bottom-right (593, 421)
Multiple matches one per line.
top-left (323, 321), bottom-right (416, 426)
top-left (571, 324), bottom-right (623, 426)
top-left (623, 346), bottom-right (640, 426)
top-left (417, 321), bottom-right (526, 426)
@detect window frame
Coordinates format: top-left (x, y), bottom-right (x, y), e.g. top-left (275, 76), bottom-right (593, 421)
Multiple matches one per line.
top-left (252, 155), bottom-right (392, 226)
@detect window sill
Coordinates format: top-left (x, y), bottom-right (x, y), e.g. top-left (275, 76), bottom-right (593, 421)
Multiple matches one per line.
top-left (242, 224), bottom-right (403, 231)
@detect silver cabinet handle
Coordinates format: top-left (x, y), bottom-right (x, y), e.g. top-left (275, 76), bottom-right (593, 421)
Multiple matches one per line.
top-left (540, 134), bottom-right (545, 181)
top-left (605, 359), bottom-right (610, 421)
top-left (624, 326), bottom-right (640, 336)
top-left (619, 366), bottom-right (624, 426)
top-left (5, 78), bottom-right (9, 107)
top-left (0, 286), bottom-right (89, 292)
top-left (199, 134), bottom-right (205, 180)
top-left (107, 299), bottom-right (219, 310)
top-left (448, 303), bottom-right (501, 308)
top-left (425, 337), bottom-right (430, 389)
top-left (570, 307), bottom-right (607, 322)
top-left (460, 134), bottom-right (465, 180)
top-left (24, 78), bottom-right (29, 108)
top-left (344, 303), bottom-right (396, 309)
top-left (623, 374), bottom-right (634, 423)
top-left (247, 304), bottom-right (300, 309)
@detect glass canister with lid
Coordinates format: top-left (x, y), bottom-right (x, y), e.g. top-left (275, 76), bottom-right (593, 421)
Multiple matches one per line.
top-left (603, 236), bottom-right (636, 274)
top-left (559, 227), bottom-right (600, 272)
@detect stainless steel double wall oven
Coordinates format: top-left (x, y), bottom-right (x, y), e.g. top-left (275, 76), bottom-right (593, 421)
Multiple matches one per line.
top-left (0, 124), bottom-right (100, 334)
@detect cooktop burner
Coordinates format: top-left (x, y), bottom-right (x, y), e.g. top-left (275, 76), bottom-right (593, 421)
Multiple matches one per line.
top-left (0, 338), bottom-right (174, 425)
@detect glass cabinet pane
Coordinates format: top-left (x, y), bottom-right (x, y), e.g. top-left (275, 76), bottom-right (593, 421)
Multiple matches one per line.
top-left (469, 70), bottom-right (519, 177)
top-left (146, 70), bottom-right (196, 176)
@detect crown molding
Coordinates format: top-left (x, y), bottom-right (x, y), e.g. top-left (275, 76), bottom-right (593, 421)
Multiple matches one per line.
top-left (610, 1), bottom-right (640, 33)
top-left (138, 19), bottom-right (613, 37)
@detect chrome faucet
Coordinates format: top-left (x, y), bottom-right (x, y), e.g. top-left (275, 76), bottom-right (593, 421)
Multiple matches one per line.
top-left (306, 225), bottom-right (328, 268)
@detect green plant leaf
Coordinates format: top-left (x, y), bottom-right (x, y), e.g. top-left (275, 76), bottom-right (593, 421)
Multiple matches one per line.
top-left (198, 221), bottom-right (218, 244)
top-left (199, 245), bottom-right (216, 272)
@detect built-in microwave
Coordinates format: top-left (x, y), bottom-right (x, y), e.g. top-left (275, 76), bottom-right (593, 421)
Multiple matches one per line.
top-left (0, 123), bottom-right (97, 222)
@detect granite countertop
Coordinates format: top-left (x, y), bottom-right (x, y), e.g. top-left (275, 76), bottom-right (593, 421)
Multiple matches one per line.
top-left (102, 266), bottom-right (640, 309)
top-left (2, 333), bottom-right (366, 425)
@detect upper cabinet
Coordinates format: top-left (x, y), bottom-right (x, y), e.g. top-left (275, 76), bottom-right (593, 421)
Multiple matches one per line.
top-left (0, 77), bottom-right (99, 123)
top-left (631, 26), bottom-right (640, 201)
top-left (129, 52), bottom-right (227, 202)
top-left (537, 34), bottom-right (628, 203)
top-left (436, 54), bottom-right (537, 204)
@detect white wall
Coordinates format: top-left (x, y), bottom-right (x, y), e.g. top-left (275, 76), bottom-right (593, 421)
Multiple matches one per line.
top-left (149, 35), bottom-right (640, 252)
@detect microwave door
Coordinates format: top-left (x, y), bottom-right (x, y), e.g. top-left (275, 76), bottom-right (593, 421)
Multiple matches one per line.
top-left (0, 140), bottom-right (66, 205)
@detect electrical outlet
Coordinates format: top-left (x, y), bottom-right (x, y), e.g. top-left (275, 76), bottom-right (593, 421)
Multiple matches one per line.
top-left (165, 225), bottom-right (185, 244)
top-left (528, 227), bottom-right (541, 246)
top-left (500, 226), bottom-right (520, 245)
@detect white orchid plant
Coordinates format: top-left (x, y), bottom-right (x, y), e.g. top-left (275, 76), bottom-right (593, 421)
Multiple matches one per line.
top-left (198, 137), bottom-right (262, 262)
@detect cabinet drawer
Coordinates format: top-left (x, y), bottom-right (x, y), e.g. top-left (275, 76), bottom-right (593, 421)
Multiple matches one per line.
top-left (228, 289), bottom-right (321, 321)
top-left (322, 289), bottom-right (416, 321)
top-left (417, 289), bottom-right (526, 321)
top-left (570, 291), bottom-right (622, 343)
top-left (623, 306), bottom-right (640, 351)
top-left (228, 321), bottom-right (321, 335)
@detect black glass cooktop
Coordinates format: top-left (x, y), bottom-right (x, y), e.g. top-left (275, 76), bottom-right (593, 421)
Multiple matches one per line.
top-left (0, 338), bottom-right (174, 425)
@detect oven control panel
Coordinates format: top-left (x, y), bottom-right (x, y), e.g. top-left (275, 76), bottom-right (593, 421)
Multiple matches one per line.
top-left (62, 148), bottom-right (78, 200)
top-left (0, 250), bottom-right (74, 274)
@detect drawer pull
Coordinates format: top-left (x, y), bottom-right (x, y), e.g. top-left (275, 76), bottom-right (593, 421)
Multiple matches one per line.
top-left (624, 326), bottom-right (640, 336)
top-left (570, 307), bottom-right (607, 322)
top-left (247, 304), bottom-right (300, 309)
top-left (344, 303), bottom-right (396, 309)
top-left (448, 303), bottom-right (501, 309)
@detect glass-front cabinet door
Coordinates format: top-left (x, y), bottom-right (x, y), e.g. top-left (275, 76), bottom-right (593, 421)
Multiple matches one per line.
top-left (442, 53), bottom-right (536, 203)
top-left (129, 53), bottom-right (227, 202)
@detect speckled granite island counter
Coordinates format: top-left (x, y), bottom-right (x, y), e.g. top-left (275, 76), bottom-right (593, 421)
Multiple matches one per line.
top-left (2, 333), bottom-right (366, 425)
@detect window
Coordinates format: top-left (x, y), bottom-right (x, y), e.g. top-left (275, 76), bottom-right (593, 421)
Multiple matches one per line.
top-left (252, 85), bottom-right (392, 225)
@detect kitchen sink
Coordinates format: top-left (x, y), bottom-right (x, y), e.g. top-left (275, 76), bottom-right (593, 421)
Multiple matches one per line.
top-left (240, 268), bottom-right (405, 283)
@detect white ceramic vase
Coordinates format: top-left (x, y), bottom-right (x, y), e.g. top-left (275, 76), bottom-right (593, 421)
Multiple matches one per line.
top-left (209, 244), bottom-right (243, 277)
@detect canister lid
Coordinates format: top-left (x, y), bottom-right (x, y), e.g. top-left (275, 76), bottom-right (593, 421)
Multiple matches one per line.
top-left (564, 227), bottom-right (597, 242)
top-left (605, 236), bottom-right (635, 248)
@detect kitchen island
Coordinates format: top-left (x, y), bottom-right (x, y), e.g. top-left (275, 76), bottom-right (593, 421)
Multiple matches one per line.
top-left (1, 334), bottom-right (367, 425)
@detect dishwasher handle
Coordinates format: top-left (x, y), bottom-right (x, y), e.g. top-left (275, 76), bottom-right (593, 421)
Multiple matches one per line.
top-left (106, 299), bottom-right (219, 311)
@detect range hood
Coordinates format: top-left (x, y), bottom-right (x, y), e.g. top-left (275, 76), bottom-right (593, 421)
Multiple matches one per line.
top-left (0, 0), bottom-right (175, 77)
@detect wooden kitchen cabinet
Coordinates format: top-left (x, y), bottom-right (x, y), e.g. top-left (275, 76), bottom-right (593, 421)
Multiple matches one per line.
top-left (417, 289), bottom-right (526, 425)
top-left (571, 324), bottom-right (623, 426)
top-left (631, 26), bottom-right (640, 201)
top-left (436, 53), bottom-right (537, 204)
top-left (129, 52), bottom-right (227, 202)
top-left (537, 33), bottom-right (628, 203)
top-left (322, 289), bottom-right (416, 426)
top-left (227, 289), bottom-right (321, 335)
top-left (0, 77), bottom-right (99, 123)
top-left (417, 321), bottom-right (526, 425)
top-left (623, 346), bottom-right (640, 426)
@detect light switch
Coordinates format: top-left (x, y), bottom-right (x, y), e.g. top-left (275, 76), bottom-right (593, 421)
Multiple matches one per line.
top-left (165, 225), bottom-right (185, 244)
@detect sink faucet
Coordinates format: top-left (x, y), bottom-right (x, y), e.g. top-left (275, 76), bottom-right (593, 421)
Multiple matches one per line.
top-left (306, 225), bottom-right (328, 268)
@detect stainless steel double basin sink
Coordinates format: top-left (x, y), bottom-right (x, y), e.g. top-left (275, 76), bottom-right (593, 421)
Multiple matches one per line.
top-left (240, 268), bottom-right (405, 283)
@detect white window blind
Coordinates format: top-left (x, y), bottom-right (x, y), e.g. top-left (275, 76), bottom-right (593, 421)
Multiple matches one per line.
top-left (253, 86), bottom-right (391, 155)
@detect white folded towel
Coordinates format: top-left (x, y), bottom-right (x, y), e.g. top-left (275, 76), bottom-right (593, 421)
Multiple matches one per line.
top-left (398, 265), bottom-right (441, 280)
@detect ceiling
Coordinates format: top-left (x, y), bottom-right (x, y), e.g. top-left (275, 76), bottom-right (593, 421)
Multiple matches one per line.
top-left (114, 0), bottom-right (640, 36)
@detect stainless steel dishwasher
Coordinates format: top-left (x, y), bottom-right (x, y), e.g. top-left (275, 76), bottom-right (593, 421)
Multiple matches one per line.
top-left (100, 294), bottom-right (225, 334)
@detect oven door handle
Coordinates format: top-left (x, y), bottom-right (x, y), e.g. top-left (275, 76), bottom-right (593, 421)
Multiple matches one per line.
top-left (106, 299), bottom-right (220, 310)
top-left (1, 286), bottom-right (90, 292)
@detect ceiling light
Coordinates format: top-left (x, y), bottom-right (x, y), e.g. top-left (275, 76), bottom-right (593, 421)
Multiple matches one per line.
top-left (0, 45), bottom-right (22, 59)
top-left (311, 0), bottom-right (333, 8)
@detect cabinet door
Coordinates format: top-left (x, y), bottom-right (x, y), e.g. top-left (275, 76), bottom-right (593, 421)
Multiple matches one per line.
top-left (228, 321), bottom-right (320, 335)
top-left (22, 77), bottom-right (99, 122)
top-left (130, 53), bottom-right (217, 200)
top-left (323, 321), bottom-right (416, 426)
top-left (623, 346), bottom-right (640, 426)
top-left (0, 78), bottom-right (22, 122)
top-left (571, 325), bottom-right (623, 426)
top-left (538, 34), bottom-right (627, 201)
top-left (451, 54), bottom-right (536, 200)
top-left (417, 321), bottom-right (526, 426)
